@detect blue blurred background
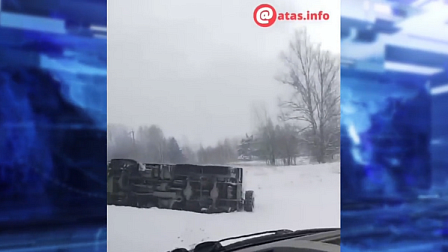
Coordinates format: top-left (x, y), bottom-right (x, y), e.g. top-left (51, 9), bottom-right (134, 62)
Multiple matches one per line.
top-left (341, 0), bottom-right (448, 251)
top-left (0, 0), bottom-right (107, 251)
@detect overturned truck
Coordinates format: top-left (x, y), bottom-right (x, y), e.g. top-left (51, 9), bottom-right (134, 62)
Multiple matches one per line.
top-left (107, 159), bottom-right (255, 213)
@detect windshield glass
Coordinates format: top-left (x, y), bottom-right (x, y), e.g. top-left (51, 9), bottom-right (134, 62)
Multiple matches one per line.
top-left (107, 1), bottom-right (340, 251)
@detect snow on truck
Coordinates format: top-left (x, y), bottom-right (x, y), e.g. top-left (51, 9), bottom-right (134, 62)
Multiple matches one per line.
top-left (107, 158), bottom-right (255, 213)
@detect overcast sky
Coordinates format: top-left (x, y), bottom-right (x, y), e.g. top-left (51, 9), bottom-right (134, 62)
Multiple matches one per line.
top-left (108, 0), bottom-right (340, 146)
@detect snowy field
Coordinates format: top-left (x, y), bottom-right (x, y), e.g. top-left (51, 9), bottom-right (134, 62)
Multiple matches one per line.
top-left (107, 161), bottom-right (340, 252)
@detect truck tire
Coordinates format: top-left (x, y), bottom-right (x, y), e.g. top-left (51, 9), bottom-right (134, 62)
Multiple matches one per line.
top-left (244, 190), bottom-right (254, 212)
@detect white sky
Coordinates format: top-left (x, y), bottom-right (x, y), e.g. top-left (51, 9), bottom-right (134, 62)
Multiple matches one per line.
top-left (108, 0), bottom-right (340, 146)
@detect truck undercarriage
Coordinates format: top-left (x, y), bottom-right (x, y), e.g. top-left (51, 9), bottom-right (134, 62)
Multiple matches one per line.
top-left (107, 159), bottom-right (254, 213)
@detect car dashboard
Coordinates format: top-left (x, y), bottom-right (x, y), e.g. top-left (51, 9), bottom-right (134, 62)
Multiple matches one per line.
top-left (178, 229), bottom-right (340, 252)
top-left (225, 230), bottom-right (340, 252)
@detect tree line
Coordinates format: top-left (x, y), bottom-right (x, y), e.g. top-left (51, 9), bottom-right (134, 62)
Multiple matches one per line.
top-left (240, 28), bottom-right (340, 165)
top-left (107, 124), bottom-right (240, 164)
top-left (108, 28), bottom-right (340, 166)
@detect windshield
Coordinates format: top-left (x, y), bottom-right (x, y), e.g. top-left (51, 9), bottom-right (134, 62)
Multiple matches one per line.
top-left (107, 1), bottom-right (340, 251)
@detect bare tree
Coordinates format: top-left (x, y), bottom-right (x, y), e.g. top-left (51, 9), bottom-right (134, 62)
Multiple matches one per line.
top-left (250, 102), bottom-right (271, 130)
top-left (107, 123), bottom-right (135, 160)
top-left (137, 125), bottom-right (167, 163)
top-left (181, 145), bottom-right (197, 163)
top-left (277, 28), bottom-right (340, 163)
top-left (275, 123), bottom-right (300, 165)
top-left (250, 103), bottom-right (278, 165)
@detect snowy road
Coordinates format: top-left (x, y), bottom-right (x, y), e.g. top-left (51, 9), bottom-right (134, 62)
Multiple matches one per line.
top-left (107, 162), bottom-right (340, 252)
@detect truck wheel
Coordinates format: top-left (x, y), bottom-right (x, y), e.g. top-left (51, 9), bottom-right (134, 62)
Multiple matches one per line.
top-left (244, 190), bottom-right (254, 212)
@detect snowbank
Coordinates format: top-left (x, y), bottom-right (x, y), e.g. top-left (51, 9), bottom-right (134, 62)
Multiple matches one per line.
top-left (107, 162), bottom-right (340, 252)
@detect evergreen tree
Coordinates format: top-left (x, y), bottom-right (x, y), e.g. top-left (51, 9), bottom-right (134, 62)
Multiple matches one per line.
top-left (167, 137), bottom-right (184, 163)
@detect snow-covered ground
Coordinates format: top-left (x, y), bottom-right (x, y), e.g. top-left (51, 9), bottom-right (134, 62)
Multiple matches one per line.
top-left (107, 161), bottom-right (340, 252)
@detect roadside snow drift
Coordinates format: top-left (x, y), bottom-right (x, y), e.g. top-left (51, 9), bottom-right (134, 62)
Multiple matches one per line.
top-left (107, 162), bottom-right (340, 252)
